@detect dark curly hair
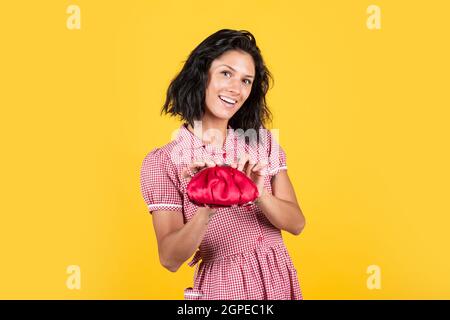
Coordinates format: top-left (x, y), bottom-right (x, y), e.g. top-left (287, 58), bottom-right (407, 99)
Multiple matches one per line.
top-left (161, 29), bottom-right (273, 139)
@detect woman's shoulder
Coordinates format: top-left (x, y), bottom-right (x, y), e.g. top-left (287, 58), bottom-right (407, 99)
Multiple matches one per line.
top-left (142, 142), bottom-right (176, 165)
top-left (144, 126), bottom-right (187, 156)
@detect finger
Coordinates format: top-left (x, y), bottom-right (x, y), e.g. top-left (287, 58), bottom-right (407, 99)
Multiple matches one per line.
top-left (252, 161), bottom-right (267, 171)
top-left (237, 154), bottom-right (249, 171)
top-left (245, 161), bottom-right (257, 177)
top-left (182, 168), bottom-right (197, 181)
top-left (189, 161), bottom-right (205, 169)
top-left (189, 161), bottom-right (206, 174)
top-left (182, 161), bottom-right (205, 180)
top-left (251, 162), bottom-right (263, 172)
top-left (253, 162), bottom-right (269, 176)
top-left (205, 159), bottom-right (216, 168)
top-left (182, 167), bottom-right (191, 179)
top-left (205, 204), bottom-right (217, 212)
top-left (230, 162), bottom-right (238, 169)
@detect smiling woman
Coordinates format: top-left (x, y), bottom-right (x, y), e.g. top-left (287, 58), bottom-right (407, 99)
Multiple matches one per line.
top-left (204, 50), bottom-right (255, 118)
top-left (140, 29), bottom-right (305, 300)
top-left (161, 29), bottom-right (273, 141)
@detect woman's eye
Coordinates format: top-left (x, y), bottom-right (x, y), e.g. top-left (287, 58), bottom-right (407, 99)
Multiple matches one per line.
top-left (221, 71), bottom-right (251, 85)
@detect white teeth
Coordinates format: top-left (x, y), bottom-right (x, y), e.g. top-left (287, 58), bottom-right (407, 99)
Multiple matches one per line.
top-left (219, 95), bottom-right (236, 104)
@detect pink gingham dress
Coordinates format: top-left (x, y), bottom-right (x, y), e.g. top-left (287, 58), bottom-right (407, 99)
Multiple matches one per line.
top-left (140, 123), bottom-right (303, 300)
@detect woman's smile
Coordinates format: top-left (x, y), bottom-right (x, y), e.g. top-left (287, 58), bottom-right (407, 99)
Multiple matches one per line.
top-left (218, 95), bottom-right (237, 108)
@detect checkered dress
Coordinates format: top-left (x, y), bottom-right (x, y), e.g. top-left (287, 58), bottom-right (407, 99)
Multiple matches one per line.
top-left (140, 123), bottom-right (303, 300)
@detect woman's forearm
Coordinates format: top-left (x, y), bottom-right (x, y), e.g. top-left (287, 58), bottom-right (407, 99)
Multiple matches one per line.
top-left (256, 188), bottom-right (306, 235)
top-left (159, 207), bottom-right (214, 272)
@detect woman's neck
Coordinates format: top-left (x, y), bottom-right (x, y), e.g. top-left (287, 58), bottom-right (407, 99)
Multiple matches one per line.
top-left (187, 117), bottom-right (229, 149)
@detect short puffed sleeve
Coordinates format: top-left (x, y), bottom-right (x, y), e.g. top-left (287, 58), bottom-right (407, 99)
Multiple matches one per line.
top-left (265, 129), bottom-right (288, 176)
top-left (139, 148), bottom-right (183, 214)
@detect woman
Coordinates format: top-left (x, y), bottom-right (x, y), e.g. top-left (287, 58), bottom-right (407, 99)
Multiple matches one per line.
top-left (140, 29), bottom-right (306, 300)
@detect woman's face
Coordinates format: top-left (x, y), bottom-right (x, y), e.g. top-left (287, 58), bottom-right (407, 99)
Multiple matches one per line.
top-left (204, 50), bottom-right (255, 122)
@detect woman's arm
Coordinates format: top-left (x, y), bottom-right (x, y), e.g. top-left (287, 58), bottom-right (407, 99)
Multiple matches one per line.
top-left (255, 170), bottom-right (306, 235)
top-left (153, 159), bottom-right (220, 272)
top-left (152, 207), bottom-right (215, 272)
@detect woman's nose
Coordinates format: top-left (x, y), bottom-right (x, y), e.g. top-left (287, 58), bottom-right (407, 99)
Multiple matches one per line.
top-left (226, 78), bottom-right (241, 93)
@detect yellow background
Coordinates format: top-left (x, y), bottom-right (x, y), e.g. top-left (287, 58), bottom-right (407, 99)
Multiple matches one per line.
top-left (1, 0), bottom-right (449, 299)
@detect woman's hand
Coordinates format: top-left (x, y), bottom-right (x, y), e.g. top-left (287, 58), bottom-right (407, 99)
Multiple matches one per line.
top-left (234, 154), bottom-right (268, 198)
top-left (182, 158), bottom-right (223, 218)
top-left (181, 158), bottom-right (221, 182)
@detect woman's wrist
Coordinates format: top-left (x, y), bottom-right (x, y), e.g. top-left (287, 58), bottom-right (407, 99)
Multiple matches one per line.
top-left (254, 188), bottom-right (269, 205)
top-left (197, 206), bottom-right (216, 225)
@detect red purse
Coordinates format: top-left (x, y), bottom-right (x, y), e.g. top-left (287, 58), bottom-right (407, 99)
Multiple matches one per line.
top-left (186, 165), bottom-right (259, 208)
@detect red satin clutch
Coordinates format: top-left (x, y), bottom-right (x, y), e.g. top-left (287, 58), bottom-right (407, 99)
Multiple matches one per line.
top-left (186, 165), bottom-right (259, 208)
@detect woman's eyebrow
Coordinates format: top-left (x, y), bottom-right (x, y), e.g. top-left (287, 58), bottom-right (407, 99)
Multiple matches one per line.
top-left (218, 64), bottom-right (254, 78)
